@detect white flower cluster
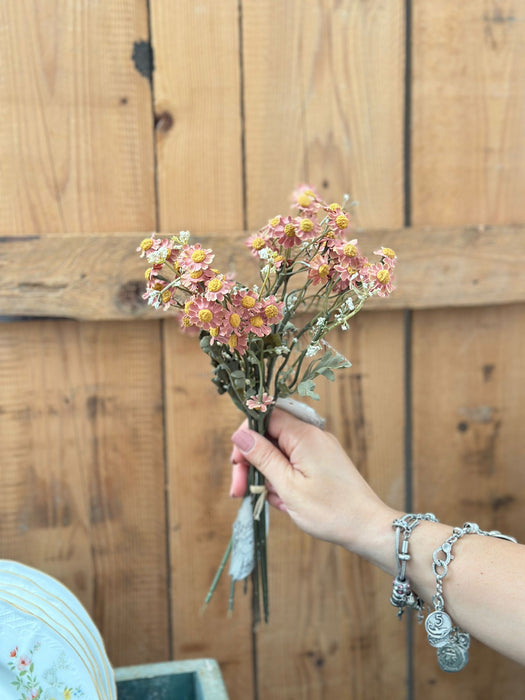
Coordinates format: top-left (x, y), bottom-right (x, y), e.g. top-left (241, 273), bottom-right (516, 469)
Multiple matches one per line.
top-left (305, 342), bottom-right (322, 357)
top-left (147, 246), bottom-right (170, 265)
top-left (169, 230), bottom-right (191, 250)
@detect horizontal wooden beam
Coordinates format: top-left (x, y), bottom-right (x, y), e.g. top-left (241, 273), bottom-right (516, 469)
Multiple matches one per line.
top-left (0, 226), bottom-right (523, 320)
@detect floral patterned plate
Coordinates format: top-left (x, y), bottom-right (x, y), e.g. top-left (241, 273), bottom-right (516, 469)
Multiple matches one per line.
top-left (0, 584), bottom-right (107, 699)
top-left (0, 565), bottom-right (115, 699)
top-left (0, 597), bottom-right (100, 699)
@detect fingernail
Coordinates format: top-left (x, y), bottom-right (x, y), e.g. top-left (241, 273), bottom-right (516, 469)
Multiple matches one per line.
top-left (231, 429), bottom-right (255, 453)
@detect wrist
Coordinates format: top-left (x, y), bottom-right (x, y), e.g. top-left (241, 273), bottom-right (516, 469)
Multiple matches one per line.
top-left (342, 504), bottom-right (404, 576)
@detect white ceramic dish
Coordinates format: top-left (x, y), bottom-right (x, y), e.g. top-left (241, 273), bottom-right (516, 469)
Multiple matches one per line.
top-left (0, 597), bottom-right (100, 699)
top-left (0, 567), bottom-right (114, 699)
top-left (0, 561), bottom-right (116, 699)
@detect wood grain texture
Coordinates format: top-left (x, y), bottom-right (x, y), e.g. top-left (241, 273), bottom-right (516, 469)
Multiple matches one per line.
top-left (151, 0), bottom-right (244, 232)
top-left (412, 1), bottom-right (525, 225)
top-left (163, 322), bottom-right (254, 699)
top-left (0, 0), bottom-right (163, 673)
top-left (2, 225), bottom-right (525, 319)
top-left (0, 320), bottom-right (169, 666)
top-left (412, 1), bottom-right (525, 694)
top-left (242, 0), bottom-right (405, 229)
top-left (0, 0), bottom-right (155, 234)
top-left (412, 306), bottom-right (525, 697)
top-left (242, 2), bottom-right (407, 697)
top-left (257, 313), bottom-right (407, 700)
top-left (150, 2), bottom-right (254, 696)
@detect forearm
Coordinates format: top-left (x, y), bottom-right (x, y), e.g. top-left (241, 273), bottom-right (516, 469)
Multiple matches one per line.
top-left (348, 509), bottom-right (525, 665)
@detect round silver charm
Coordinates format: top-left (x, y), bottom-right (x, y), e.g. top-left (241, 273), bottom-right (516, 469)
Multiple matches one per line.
top-left (425, 610), bottom-right (453, 647)
top-left (437, 641), bottom-right (469, 672)
top-left (456, 632), bottom-right (471, 650)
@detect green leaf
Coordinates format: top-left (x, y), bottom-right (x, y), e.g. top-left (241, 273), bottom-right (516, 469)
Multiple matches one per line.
top-left (297, 379), bottom-right (320, 401)
top-left (316, 367), bottom-right (335, 381)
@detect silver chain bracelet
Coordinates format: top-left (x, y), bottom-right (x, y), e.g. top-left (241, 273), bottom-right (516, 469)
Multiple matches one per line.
top-left (391, 513), bottom-right (439, 620)
top-left (426, 522), bottom-right (518, 673)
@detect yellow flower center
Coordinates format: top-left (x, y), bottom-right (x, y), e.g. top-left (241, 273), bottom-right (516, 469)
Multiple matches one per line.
top-left (251, 315), bottom-right (264, 328)
top-left (191, 249), bottom-right (207, 263)
top-left (208, 278), bottom-right (223, 292)
top-left (198, 309), bottom-right (213, 323)
top-left (145, 268), bottom-right (152, 280)
top-left (264, 304), bottom-right (279, 319)
top-left (140, 238), bottom-right (153, 251)
top-left (382, 247), bottom-right (396, 259)
top-left (329, 203), bottom-right (340, 211)
top-left (299, 218), bottom-right (314, 232)
top-left (153, 282), bottom-right (164, 291)
top-left (190, 270), bottom-right (203, 279)
top-left (228, 334), bottom-right (238, 349)
top-left (210, 327), bottom-right (219, 337)
top-left (377, 269), bottom-right (390, 284)
top-left (343, 243), bottom-right (357, 257)
top-left (269, 216), bottom-right (280, 227)
top-left (335, 214), bottom-right (349, 229)
top-left (318, 264), bottom-right (330, 278)
top-left (230, 313), bottom-right (241, 328)
top-left (297, 193), bottom-right (311, 207)
top-left (241, 296), bottom-right (256, 309)
top-left (347, 266), bottom-right (358, 276)
top-left (184, 300), bottom-right (193, 312)
top-left (251, 237), bottom-right (266, 250)
top-left (182, 314), bottom-right (192, 327)
top-left (284, 223), bottom-right (296, 237)
top-left (161, 289), bottom-right (172, 303)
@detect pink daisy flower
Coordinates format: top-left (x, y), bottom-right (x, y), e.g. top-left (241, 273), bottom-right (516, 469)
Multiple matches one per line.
top-left (179, 243), bottom-right (214, 272)
top-left (296, 216), bottom-right (320, 241)
top-left (275, 216), bottom-right (303, 249)
top-left (262, 214), bottom-right (285, 239)
top-left (332, 239), bottom-right (364, 267)
top-left (246, 392), bottom-right (274, 412)
top-left (308, 255), bottom-right (332, 285)
top-left (290, 184), bottom-right (323, 214)
top-left (230, 289), bottom-right (263, 319)
top-left (366, 262), bottom-right (395, 297)
top-left (374, 245), bottom-right (398, 265)
top-left (136, 234), bottom-right (161, 258)
top-left (261, 295), bottom-right (284, 325)
top-left (226, 331), bottom-right (249, 356)
top-left (205, 274), bottom-right (234, 302)
top-left (221, 307), bottom-right (245, 337)
top-left (247, 313), bottom-right (272, 337)
top-left (180, 266), bottom-right (214, 292)
top-left (187, 296), bottom-right (224, 331)
top-left (323, 204), bottom-right (352, 241)
top-left (245, 231), bottom-right (269, 257)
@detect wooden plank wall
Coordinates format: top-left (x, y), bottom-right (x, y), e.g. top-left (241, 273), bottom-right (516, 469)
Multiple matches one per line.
top-left (411, 3), bottom-right (525, 697)
top-left (0, 2), bottom-right (523, 699)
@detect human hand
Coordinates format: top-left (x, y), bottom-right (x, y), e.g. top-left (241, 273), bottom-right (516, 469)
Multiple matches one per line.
top-left (231, 408), bottom-right (399, 559)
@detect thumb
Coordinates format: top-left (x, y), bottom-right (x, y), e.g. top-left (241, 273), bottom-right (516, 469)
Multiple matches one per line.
top-left (231, 428), bottom-right (290, 492)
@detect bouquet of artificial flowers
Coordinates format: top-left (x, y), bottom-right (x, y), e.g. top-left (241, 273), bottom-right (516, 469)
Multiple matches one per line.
top-left (137, 185), bottom-right (396, 623)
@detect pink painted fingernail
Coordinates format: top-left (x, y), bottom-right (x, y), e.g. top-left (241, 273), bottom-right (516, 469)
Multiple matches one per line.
top-left (232, 429), bottom-right (255, 453)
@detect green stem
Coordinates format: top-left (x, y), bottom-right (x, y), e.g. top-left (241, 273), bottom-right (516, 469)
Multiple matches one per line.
top-left (201, 535), bottom-right (233, 613)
